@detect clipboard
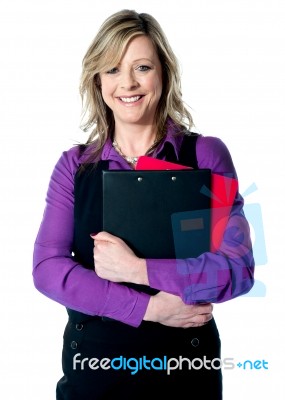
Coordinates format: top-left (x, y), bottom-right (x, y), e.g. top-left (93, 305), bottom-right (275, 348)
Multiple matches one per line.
top-left (102, 169), bottom-right (212, 259)
top-left (136, 156), bottom-right (238, 252)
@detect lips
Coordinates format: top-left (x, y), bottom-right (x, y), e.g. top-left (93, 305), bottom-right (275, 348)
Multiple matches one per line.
top-left (119, 95), bottom-right (143, 103)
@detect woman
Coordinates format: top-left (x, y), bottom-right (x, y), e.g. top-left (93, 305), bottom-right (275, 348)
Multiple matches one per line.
top-left (33, 9), bottom-right (254, 399)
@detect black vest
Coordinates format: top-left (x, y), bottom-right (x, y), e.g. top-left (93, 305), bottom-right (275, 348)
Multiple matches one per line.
top-left (69, 133), bottom-right (199, 320)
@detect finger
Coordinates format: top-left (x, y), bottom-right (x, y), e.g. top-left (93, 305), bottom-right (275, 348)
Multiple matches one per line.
top-left (205, 303), bottom-right (214, 312)
top-left (92, 231), bottom-right (121, 243)
top-left (191, 303), bottom-right (213, 315)
top-left (182, 315), bottom-right (212, 328)
top-left (179, 311), bottom-right (213, 325)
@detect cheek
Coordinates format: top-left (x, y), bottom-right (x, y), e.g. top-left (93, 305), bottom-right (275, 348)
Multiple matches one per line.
top-left (100, 88), bottom-right (115, 110)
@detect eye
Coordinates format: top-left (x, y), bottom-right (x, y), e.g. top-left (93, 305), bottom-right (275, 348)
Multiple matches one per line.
top-left (137, 65), bottom-right (151, 72)
top-left (106, 67), bottom-right (119, 74)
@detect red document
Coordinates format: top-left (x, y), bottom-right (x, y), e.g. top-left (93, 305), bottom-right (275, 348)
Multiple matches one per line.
top-left (136, 156), bottom-right (238, 252)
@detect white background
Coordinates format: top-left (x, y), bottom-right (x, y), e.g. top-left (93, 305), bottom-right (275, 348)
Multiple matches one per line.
top-left (0, 0), bottom-right (284, 399)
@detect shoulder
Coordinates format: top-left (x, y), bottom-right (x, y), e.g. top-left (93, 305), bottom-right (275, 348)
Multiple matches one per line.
top-left (196, 134), bottom-right (237, 176)
top-left (53, 145), bottom-right (88, 179)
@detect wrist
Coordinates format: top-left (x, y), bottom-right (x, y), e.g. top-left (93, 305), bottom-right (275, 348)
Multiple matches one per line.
top-left (143, 295), bottom-right (156, 322)
top-left (132, 258), bottom-right (149, 285)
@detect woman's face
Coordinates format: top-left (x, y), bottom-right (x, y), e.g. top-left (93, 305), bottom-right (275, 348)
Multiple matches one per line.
top-left (100, 35), bottom-right (163, 128)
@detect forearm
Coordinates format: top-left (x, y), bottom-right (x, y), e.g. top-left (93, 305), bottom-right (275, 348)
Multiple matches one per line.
top-left (33, 244), bottom-right (150, 327)
top-left (147, 253), bottom-right (253, 304)
top-left (32, 148), bottom-right (150, 327)
top-left (146, 200), bottom-right (254, 304)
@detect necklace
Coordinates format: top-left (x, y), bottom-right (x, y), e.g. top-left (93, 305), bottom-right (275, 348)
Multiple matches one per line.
top-left (112, 138), bottom-right (158, 166)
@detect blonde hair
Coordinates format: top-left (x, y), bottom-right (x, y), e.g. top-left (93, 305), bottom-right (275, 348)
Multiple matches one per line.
top-left (80, 9), bottom-right (193, 159)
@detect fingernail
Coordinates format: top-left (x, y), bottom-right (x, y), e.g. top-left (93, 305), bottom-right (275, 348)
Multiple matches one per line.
top-left (90, 232), bottom-right (98, 238)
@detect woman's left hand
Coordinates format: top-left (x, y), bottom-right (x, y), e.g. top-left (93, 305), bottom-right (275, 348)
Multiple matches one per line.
top-left (91, 232), bottom-right (148, 284)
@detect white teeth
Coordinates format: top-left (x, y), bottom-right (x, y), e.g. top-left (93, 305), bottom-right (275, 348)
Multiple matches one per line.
top-left (120, 96), bottom-right (141, 103)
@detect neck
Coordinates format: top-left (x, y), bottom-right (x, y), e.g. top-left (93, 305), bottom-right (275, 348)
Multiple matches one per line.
top-left (113, 124), bottom-right (157, 157)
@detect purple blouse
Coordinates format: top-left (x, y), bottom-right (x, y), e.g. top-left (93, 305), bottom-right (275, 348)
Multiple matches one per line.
top-left (33, 125), bottom-right (254, 327)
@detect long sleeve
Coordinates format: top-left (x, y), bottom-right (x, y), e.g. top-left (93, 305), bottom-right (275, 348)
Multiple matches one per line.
top-left (146, 135), bottom-right (255, 303)
top-left (32, 147), bottom-right (150, 327)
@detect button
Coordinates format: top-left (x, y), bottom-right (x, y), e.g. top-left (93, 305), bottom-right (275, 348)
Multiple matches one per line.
top-left (191, 338), bottom-right (199, 347)
top-left (70, 341), bottom-right (78, 350)
top-left (75, 323), bottom-right (83, 331)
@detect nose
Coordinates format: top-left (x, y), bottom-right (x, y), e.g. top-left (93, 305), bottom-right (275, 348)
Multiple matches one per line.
top-left (120, 70), bottom-right (139, 90)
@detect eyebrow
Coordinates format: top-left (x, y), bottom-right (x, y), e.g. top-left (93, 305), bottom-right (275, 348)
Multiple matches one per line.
top-left (132, 58), bottom-right (154, 63)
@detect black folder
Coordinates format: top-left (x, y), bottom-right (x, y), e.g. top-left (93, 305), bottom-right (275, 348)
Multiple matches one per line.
top-left (102, 169), bottom-right (212, 260)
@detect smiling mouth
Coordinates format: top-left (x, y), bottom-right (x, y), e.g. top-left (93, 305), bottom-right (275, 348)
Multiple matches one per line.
top-left (119, 95), bottom-right (143, 103)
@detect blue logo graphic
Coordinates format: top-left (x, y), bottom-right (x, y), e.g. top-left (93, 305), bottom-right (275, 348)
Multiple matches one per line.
top-left (242, 183), bottom-right (267, 297)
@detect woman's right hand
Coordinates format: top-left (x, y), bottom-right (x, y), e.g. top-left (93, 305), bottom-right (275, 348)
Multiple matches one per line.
top-left (143, 291), bottom-right (213, 328)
